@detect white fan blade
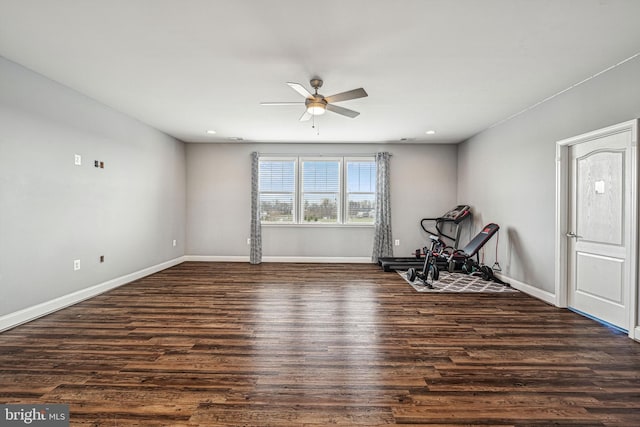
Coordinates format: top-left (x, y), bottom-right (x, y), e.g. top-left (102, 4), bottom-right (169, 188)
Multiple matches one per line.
top-left (324, 88), bottom-right (368, 103)
top-left (260, 102), bottom-right (305, 106)
top-left (287, 82), bottom-right (314, 99)
top-left (326, 104), bottom-right (360, 118)
top-left (299, 110), bottom-right (312, 121)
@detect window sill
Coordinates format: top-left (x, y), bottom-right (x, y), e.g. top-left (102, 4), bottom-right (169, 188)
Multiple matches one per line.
top-left (262, 223), bottom-right (375, 229)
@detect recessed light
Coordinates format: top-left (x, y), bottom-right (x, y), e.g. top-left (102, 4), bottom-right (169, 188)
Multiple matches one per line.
top-left (425, 130), bottom-right (436, 135)
top-left (206, 130), bottom-right (217, 135)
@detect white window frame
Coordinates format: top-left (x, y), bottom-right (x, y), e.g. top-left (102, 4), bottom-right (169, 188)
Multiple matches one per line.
top-left (258, 155), bottom-right (375, 227)
top-left (258, 156), bottom-right (298, 224)
top-left (300, 156), bottom-right (342, 224)
top-left (344, 157), bottom-right (377, 225)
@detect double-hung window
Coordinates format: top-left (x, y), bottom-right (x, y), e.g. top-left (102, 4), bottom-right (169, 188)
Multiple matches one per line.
top-left (258, 158), bottom-right (296, 223)
top-left (258, 155), bottom-right (376, 225)
top-left (345, 159), bottom-right (376, 223)
top-left (301, 158), bottom-right (341, 223)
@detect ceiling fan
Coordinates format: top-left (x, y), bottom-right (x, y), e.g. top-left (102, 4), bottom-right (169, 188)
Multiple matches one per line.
top-left (261, 78), bottom-right (368, 121)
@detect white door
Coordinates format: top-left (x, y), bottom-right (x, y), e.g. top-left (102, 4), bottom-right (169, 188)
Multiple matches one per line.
top-left (567, 129), bottom-right (633, 330)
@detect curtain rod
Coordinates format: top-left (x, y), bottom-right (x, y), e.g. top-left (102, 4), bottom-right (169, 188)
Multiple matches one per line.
top-left (256, 152), bottom-right (391, 157)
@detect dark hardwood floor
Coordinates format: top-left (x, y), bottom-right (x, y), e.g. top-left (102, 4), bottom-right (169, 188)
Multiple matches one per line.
top-left (1, 262), bottom-right (639, 426)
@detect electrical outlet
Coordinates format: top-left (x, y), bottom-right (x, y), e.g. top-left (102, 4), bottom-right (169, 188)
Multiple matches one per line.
top-left (172, 239), bottom-right (177, 247)
top-left (247, 238), bottom-right (251, 245)
top-left (394, 239), bottom-right (400, 246)
top-left (74, 154), bottom-right (82, 166)
top-left (73, 259), bottom-right (81, 271)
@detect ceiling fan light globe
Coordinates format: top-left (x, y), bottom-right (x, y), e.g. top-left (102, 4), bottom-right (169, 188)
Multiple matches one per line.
top-left (307, 105), bottom-right (326, 115)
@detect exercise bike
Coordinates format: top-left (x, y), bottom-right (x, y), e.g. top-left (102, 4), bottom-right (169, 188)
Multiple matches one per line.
top-left (406, 235), bottom-right (444, 288)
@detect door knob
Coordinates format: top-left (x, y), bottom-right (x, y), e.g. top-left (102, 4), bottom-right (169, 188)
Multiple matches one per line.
top-left (566, 231), bottom-right (582, 239)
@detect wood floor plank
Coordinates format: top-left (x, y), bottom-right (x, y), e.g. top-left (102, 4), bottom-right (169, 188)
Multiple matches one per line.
top-left (1, 262), bottom-right (640, 425)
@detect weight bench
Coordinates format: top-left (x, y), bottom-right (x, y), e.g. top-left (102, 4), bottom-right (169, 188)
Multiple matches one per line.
top-left (446, 223), bottom-right (509, 285)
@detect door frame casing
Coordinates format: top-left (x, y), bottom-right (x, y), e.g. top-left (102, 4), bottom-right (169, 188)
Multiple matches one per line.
top-left (555, 119), bottom-right (638, 341)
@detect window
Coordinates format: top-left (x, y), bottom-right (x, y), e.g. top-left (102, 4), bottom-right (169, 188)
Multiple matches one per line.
top-left (259, 159), bottom-right (296, 223)
top-left (301, 159), bottom-right (340, 223)
top-left (258, 156), bottom-right (376, 225)
top-left (345, 160), bottom-right (376, 223)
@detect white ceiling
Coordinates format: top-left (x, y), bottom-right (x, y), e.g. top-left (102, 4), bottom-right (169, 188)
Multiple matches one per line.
top-left (1, 0), bottom-right (640, 144)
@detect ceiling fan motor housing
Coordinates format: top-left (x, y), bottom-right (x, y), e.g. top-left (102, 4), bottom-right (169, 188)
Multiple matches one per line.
top-left (305, 97), bottom-right (327, 107)
top-left (305, 97), bottom-right (327, 115)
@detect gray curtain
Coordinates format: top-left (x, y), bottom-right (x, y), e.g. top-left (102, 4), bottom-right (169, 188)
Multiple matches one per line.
top-left (372, 152), bottom-right (393, 263)
top-left (250, 152), bottom-right (262, 264)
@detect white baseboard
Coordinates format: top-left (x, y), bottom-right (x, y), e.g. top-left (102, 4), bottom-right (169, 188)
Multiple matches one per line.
top-left (0, 256), bottom-right (185, 333)
top-left (184, 255), bottom-right (373, 263)
top-left (633, 326), bottom-right (640, 342)
top-left (495, 272), bottom-right (556, 305)
top-left (184, 255), bottom-right (249, 262)
top-left (263, 256), bottom-right (372, 263)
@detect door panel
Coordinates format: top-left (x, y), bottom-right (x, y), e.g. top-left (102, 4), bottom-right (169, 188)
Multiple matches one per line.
top-left (575, 252), bottom-right (624, 303)
top-left (576, 151), bottom-right (624, 245)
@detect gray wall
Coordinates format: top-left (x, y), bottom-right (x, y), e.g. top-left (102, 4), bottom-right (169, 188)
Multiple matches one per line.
top-left (186, 143), bottom-right (458, 259)
top-left (0, 57), bottom-right (186, 317)
top-left (457, 55), bottom-right (640, 294)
